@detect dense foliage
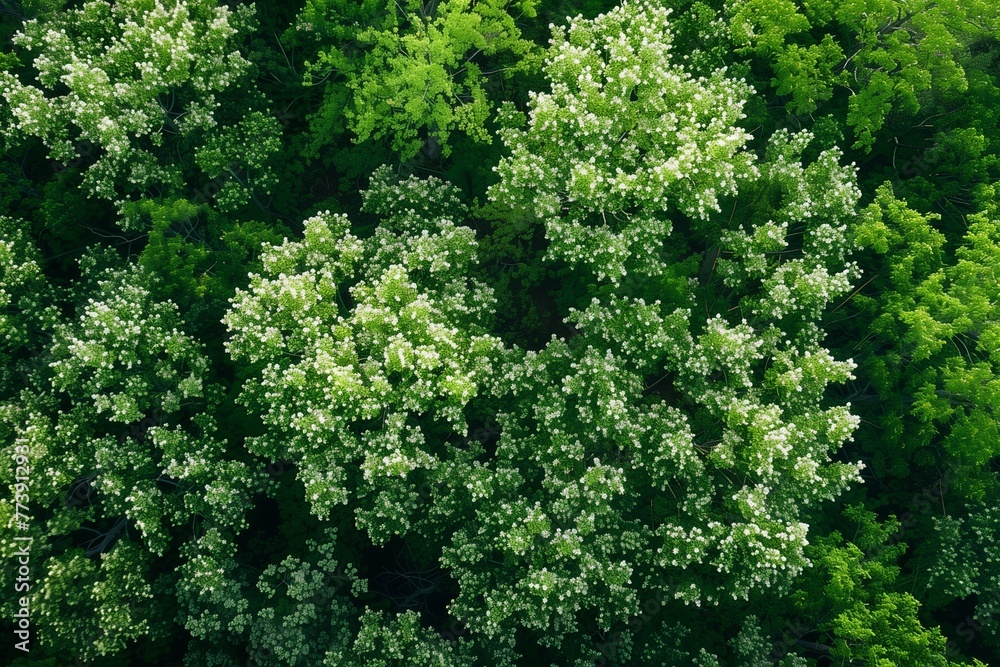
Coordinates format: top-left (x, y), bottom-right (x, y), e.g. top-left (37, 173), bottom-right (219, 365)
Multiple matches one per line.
top-left (1, 0), bottom-right (998, 665)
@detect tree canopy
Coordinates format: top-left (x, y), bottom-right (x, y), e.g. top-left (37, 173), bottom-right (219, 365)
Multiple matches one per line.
top-left (1, 0), bottom-right (998, 665)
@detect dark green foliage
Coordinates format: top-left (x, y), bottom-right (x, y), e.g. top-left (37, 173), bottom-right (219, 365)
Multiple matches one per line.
top-left (0, 0), bottom-right (998, 665)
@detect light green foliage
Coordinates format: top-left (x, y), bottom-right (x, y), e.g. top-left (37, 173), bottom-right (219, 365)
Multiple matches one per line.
top-left (132, 197), bottom-right (290, 316)
top-left (727, 0), bottom-right (809, 54)
top-left (852, 187), bottom-right (1000, 498)
top-left (0, 0), bottom-right (279, 220)
top-left (293, 0), bottom-right (540, 159)
top-left (133, 198), bottom-right (213, 306)
top-left (770, 35), bottom-right (844, 117)
top-left (490, 0), bottom-right (757, 283)
top-left (224, 169), bottom-right (503, 537)
top-left (794, 506), bottom-right (953, 667)
top-left (726, 0), bottom-right (998, 150)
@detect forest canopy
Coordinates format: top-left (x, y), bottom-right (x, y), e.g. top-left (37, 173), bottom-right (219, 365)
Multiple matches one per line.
top-left (1, 0), bottom-right (998, 665)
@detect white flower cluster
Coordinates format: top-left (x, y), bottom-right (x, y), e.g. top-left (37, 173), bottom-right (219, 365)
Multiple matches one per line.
top-left (49, 266), bottom-right (208, 424)
top-left (431, 7), bottom-right (873, 644)
top-left (0, 0), bottom-right (271, 217)
top-left (177, 528), bottom-right (249, 640)
top-left (490, 0), bottom-right (758, 283)
top-left (225, 189), bottom-right (503, 528)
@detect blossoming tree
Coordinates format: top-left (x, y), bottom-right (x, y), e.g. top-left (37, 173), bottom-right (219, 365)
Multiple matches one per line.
top-left (0, 0), bottom-right (280, 221)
